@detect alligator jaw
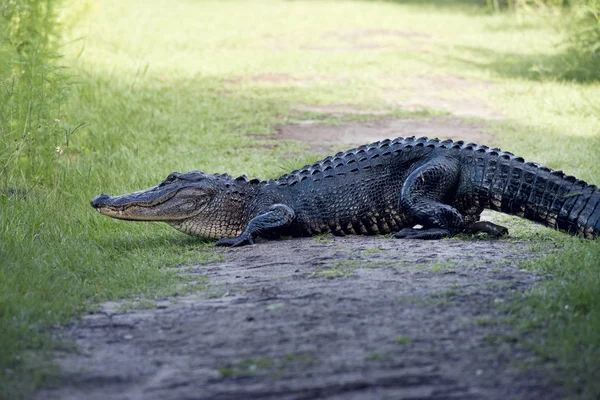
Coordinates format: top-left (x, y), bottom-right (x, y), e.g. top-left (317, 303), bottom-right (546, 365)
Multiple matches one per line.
top-left (90, 189), bottom-right (182, 221)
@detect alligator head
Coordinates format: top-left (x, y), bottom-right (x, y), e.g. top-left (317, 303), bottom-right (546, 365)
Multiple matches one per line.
top-left (91, 171), bottom-right (254, 238)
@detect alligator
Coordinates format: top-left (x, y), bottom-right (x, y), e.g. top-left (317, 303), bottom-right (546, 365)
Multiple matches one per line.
top-left (91, 136), bottom-right (600, 246)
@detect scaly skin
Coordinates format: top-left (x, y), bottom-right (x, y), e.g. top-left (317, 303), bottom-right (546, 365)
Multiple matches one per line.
top-left (91, 136), bottom-right (600, 246)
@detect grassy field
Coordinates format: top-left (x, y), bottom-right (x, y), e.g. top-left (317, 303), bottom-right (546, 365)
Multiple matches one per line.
top-left (1, 0), bottom-right (599, 398)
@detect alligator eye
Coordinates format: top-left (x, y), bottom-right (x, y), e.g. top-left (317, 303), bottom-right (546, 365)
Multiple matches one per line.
top-left (159, 173), bottom-right (179, 187)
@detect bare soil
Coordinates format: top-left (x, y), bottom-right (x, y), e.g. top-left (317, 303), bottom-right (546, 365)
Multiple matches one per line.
top-left (37, 232), bottom-right (561, 400)
top-left (274, 116), bottom-right (497, 153)
top-left (383, 76), bottom-right (503, 121)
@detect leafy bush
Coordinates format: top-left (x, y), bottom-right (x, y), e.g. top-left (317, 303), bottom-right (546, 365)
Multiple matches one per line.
top-left (564, 0), bottom-right (600, 80)
top-left (0, 0), bottom-right (74, 185)
top-left (485, 0), bottom-right (600, 81)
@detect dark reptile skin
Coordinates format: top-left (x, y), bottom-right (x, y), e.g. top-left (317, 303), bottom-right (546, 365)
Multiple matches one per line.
top-left (93, 136), bottom-right (600, 245)
top-left (237, 136), bottom-right (599, 241)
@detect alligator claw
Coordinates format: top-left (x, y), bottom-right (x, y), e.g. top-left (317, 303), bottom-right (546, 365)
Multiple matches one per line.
top-left (214, 235), bottom-right (255, 247)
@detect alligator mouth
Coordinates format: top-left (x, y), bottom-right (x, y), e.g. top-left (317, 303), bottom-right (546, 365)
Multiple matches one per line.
top-left (91, 190), bottom-right (180, 221)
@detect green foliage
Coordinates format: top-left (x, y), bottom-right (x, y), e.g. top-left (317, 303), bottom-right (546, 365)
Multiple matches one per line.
top-left (0, 0), bottom-right (76, 184)
top-left (485, 0), bottom-right (600, 81)
top-left (511, 238), bottom-right (600, 399)
top-left (563, 1), bottom-right (600, 80)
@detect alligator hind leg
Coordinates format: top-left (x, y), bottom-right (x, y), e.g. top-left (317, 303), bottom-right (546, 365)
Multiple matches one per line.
top-left (394, 156), bottom-right (465, 240)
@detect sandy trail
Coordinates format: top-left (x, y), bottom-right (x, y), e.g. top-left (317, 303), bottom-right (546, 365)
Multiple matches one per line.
top-left (37, 233), bottom-right (561, 400)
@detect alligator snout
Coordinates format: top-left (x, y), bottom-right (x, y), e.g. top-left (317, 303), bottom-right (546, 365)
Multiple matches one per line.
top-left (91, 194), bottom-right (111, 209)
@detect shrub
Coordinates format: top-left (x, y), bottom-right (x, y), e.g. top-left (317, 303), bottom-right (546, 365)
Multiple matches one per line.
top-left (486, 0), bottom-right (600, 81)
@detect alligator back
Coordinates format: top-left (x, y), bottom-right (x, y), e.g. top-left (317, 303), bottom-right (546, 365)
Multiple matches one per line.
top-left (272, 136), bottom-right (599, 238)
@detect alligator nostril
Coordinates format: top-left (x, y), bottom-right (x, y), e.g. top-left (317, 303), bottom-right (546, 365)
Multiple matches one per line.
top-left (91, 193), bottom-right (111, 208)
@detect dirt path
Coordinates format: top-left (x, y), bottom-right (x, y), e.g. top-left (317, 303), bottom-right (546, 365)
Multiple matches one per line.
top-left (38, 230), bottom-right (562, 400)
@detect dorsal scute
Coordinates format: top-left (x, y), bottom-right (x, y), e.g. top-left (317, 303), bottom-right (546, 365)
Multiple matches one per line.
top-left (273, 136), bottom-right (542, 185)
top-left (564, 175), bottom-right (577, 183)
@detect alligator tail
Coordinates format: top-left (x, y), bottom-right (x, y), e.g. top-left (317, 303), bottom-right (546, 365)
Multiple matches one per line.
top-left (474, 149), bottom-right (600, 238)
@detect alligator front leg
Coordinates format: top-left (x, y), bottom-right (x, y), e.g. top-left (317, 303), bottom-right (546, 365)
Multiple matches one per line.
top-left (215, 204), bottom-right (295, 247)
top-left (395, 156), bottom-right (465, 240)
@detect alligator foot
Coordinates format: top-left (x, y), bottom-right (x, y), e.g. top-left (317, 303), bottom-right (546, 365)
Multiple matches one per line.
top-left (466, 221), bottom-right (509, 237)
top-left (394, 228), bottom-right (452, 240)
top-left (215, 235), bottom-right (255, 247)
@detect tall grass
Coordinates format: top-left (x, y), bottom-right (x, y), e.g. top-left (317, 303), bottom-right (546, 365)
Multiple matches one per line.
top-left (0, 0), bottom-right (76, 186)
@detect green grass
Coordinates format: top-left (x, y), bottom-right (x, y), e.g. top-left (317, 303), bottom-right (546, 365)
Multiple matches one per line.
top-left (396, 336), bottom-right (414, 345)
top-left (1, 0), bottom-right (599, 398)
